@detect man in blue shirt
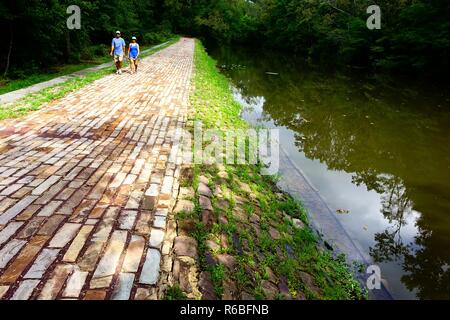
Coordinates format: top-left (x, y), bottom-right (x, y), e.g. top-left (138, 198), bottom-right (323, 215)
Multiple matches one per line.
top-left (110, 31), bottom-right (126, 75)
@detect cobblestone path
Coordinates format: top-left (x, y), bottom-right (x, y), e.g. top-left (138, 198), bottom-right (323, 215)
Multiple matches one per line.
top-left (0, 38), bottom-right (194, 300)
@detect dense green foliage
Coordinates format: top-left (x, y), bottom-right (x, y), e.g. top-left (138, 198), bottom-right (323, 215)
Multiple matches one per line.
top-left (0, 0), bottom-right (173, 78)
top-left (169, 0), bottom-right (450, 76)
top-left (1, 0), bottom-right (449, 78)
top-left (255, 0), bottom-right (450, 75)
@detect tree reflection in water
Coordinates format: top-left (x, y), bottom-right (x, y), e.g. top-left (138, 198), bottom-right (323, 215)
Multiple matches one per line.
top-left (365, 175), bottom-right (412, 264)
top-left (210, 44), bottom-right (450, 298)
top-left (364, 174), bottom-right (450, 299)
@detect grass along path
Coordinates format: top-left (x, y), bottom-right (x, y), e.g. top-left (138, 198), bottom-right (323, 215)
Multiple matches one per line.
top-left (169, 40), bottom-right (367, 300)
top-left (0, 63), bottom-right (108, 96)
top-left (0, 37), bottom-right (180, 121)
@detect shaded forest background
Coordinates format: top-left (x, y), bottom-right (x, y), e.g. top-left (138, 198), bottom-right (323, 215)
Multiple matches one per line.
top-left (1, 0), bottom-right (449, 79)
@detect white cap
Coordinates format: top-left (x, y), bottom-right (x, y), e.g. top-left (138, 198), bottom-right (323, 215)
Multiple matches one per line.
top-left (116, 30), bottom-right (121, 34)
top-left (132, 36), bottom-right (137, 40)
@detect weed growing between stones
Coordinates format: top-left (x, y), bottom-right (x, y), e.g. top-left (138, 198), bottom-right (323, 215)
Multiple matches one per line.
top-left (165, 285), bottom-right (188, 300)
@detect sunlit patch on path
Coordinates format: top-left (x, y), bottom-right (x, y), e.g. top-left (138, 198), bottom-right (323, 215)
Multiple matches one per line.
top-left (0, 38), bottom-right (194, 300)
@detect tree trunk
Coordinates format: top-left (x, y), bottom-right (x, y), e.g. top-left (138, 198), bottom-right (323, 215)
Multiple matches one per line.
top-left (4, 22), bottom-right (13, 77)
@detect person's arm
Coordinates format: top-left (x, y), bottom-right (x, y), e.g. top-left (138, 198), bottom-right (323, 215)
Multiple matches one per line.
top-left (137, 44), bottom-right (140, 56)
top-left (122, 39), bottom-right (126, 56)
top-left (110, 39), bottom-right (114, 56)
top-left (128, 44), bottom-right (131, 58)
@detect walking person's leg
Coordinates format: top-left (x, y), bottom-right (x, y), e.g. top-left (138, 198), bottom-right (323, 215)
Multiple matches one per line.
top-left (114, 56), bottom-right (120, 73)
top-left (115, 54), bottom-right (123, 74)
top-left (112, 51), bottom-right (119, 74)
top-left (130, 59), bottom-right (136, 73)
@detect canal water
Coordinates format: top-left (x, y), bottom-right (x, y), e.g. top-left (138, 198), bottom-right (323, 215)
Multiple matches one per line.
top-left (206, 44), bottom-right (450, 300)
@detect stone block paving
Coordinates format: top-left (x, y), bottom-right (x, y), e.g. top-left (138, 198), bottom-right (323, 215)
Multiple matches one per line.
top-left (0, 38), bottom-right (194, 300)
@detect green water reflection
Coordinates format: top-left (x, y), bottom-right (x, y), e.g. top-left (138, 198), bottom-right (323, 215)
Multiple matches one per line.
top-left (207, 44), bottom-right (450, 299)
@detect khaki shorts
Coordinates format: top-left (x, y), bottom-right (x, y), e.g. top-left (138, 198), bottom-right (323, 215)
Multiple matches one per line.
top-left (114, 54), bottom-right (124, 62)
